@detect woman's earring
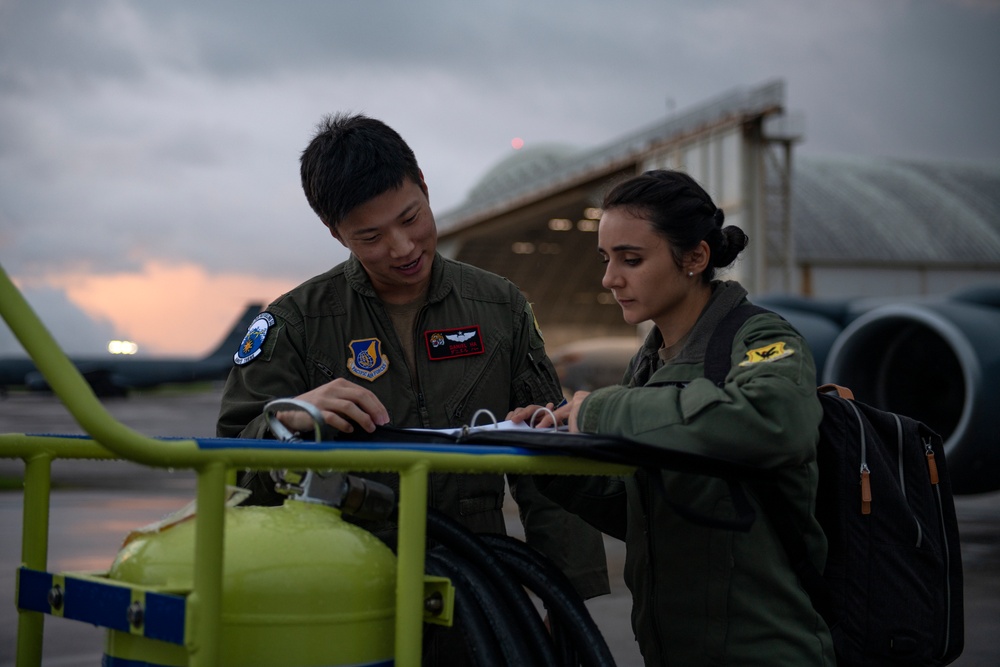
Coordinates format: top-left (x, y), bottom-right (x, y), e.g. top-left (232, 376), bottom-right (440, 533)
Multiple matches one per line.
top-left (688, 271), bottom-right (694, 277)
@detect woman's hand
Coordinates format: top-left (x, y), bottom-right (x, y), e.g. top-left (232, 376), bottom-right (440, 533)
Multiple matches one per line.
top-left (506, 400), bottom-right (568, 429)
top-left (507, 392), bottom-right (590, 430)
top-left (565, 391), bottom-right (590, 433)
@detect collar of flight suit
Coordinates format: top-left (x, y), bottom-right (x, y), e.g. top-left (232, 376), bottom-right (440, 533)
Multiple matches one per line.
top-left (343, 252), bottom-right (455, 305)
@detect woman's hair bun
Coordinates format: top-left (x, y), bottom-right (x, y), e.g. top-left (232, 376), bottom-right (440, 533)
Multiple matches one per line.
top-left (712, 226), bottom-right (749, 267)
top-left (713, 208), bottom-right (725, 227)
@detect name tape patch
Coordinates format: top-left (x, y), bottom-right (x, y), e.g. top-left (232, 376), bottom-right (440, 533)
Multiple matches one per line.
top-left (425, 325), bottom-right (484, 361)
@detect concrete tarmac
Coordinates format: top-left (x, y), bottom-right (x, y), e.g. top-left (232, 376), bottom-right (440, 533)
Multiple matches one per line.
top-left (1, 386), bottom-right (997, 666)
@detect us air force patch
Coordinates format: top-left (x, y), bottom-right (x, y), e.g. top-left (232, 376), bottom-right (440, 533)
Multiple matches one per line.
top-left (738, 341), bottom-right (795, 366)
top-left (347, 338), bottom-right (389, 381)
top-left (234, 313), bottom-right (275, 366)
top-left (424, 325), bottom-right (484, 360)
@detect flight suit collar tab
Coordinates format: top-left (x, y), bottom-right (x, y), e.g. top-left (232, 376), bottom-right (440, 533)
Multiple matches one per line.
top-left (343, 252), bottom-right (452, 304)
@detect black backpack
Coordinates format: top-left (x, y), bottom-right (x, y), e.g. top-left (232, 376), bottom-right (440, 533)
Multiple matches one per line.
top-left (706, 304), bottom-right (964, 666)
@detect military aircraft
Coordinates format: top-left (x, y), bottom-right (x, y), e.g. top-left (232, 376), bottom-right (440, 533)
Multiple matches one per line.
top-left (0, 304), bottom-right (263, 397)
top-left (549, 283), bottom-right (1000, 495)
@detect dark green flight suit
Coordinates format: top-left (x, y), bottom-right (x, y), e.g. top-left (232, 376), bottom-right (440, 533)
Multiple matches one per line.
top-left (217, 254), bottom-right (609, 627)
top-left (541, 281), bottom-right (835, 666)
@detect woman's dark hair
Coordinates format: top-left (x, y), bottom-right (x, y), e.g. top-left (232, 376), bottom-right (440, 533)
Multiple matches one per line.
top-left (601, 169), bottom-right (749, 282)
top-left (300, 112), bottom-right (423, 229)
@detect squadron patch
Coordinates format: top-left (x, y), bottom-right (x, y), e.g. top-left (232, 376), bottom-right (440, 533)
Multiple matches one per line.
top-left (347, 338), bottom-right (389, 381)
top-left (526, 302), bottom-right (545, 349)
top-left (234, 313), bottom-right (275, 366)
top-left (424, 325), bottom-right (484, 360)
top-left (738, 341), bottom-right (795, 366)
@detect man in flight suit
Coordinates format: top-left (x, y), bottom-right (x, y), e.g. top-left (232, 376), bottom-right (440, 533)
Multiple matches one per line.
top-left (217, 112), bottom-right (608, 664)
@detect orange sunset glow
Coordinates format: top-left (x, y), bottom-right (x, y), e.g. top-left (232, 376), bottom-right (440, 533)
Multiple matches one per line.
top-left (40, 262), bottom-right (297, 356)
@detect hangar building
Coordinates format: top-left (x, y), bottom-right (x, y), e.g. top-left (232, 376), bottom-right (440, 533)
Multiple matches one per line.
top-left (436, 80), bottom-right (1000, 349)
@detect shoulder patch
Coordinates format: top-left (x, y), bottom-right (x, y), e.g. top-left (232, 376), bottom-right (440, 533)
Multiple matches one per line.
top-left (738, 341), bottom-right (795, 366)
top-left (234, 313), bottom-right (275, 366)
top-left (525, 301), bottom-right (545, 349)
top-left (347, 337), bottom-right (389, 381)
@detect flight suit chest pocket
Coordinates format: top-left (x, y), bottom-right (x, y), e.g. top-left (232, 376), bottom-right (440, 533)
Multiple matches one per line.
top-left (308, 349), bottom-right (342, 387)
top-left (444, 330), bottom-right (506, 422)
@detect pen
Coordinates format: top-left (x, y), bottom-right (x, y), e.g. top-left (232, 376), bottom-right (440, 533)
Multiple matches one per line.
top-left (555, 398), bottom-right (568, 409)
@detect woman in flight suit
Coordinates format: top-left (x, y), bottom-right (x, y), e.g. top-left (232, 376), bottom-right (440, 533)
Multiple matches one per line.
top-left (514, 169), bottom-right (836, 666)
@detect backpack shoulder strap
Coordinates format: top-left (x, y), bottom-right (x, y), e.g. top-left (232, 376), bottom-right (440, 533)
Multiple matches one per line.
top-left (705, 303), bottom-right (833, 618)
top-left (704, 304), bottom-right (771, 385)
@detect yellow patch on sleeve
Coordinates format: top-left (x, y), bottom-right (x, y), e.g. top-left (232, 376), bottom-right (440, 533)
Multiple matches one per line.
top-left (525, 301), bottom-right (545, 348)
top-left (738, 341), bottom-right (795, 366)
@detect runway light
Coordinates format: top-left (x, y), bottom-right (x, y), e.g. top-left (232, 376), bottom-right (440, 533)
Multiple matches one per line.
top-left (108, 340), bottom-right (138, 355)
top-left (511, 137), bottom-right (524, 150)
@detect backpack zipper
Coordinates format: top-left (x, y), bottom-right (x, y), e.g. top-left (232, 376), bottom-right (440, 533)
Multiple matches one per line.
top-left (896, 413), bottom-right (923, 548)
top-left (926, 437), bottom-right (952, 659)
top-left (848, 401), bottom-right (872, 515)
top-left (924, 438), bottom-right (940, 486)
top-left (896, 414), bottom-right (906, 499)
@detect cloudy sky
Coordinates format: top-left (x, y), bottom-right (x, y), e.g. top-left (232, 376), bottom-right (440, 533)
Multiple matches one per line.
top-left (1, 0), bottom-right (998, 357)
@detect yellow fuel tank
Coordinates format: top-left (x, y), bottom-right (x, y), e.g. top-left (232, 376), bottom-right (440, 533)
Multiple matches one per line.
top-left (104, 500), bottom-right (396, 666)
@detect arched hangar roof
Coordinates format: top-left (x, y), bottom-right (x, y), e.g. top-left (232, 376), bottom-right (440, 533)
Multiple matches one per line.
top-left (793, 156), bottom-right (1000, 267)
top-left (465, 143), bottom-right (581, 205)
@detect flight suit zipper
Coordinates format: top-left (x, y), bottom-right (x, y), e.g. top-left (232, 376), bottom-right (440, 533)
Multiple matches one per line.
top-left (642, 470), bottom-right (666, 662)
top-left (451, 343), bottom-right (501, 425)
top-left (412, 305), bottom-right (431, 428)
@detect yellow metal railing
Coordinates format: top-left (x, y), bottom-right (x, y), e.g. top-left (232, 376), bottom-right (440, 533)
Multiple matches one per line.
top-left (0, 263), bottom-right (631, 666)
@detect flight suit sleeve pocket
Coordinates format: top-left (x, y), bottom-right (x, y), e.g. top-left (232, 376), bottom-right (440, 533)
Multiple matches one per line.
top-left (679, 377), bottom-right (732, 423)
top-left (512, 364), bottom-right (561, 408)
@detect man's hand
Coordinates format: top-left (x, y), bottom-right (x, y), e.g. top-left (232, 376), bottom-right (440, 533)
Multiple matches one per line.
top-left (278, 378), bottom-right (390, 434)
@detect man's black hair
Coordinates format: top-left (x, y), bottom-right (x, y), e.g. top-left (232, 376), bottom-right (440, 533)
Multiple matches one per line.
top-left (300, 113), bottom-right (422, 228)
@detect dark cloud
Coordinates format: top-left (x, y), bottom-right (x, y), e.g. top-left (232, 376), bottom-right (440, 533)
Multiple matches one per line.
top-left (0, 0), bottom-right (997, 284)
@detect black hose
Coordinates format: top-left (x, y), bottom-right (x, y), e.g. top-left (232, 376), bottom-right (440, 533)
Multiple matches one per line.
top-left (374, 517), bottom-right (551, 666)
top-left (483, 535), bottom-right (614, 667)
top-left (480, 533), bottom-right (618, 667)
top-left (549, 611), bottom-right (580, 667)
top-left (424, 546), bottom-right (539, 667)
top-left (424, 549), bottom-right (505, 667)
top-left (425, 508), bottom-right (558, 667)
